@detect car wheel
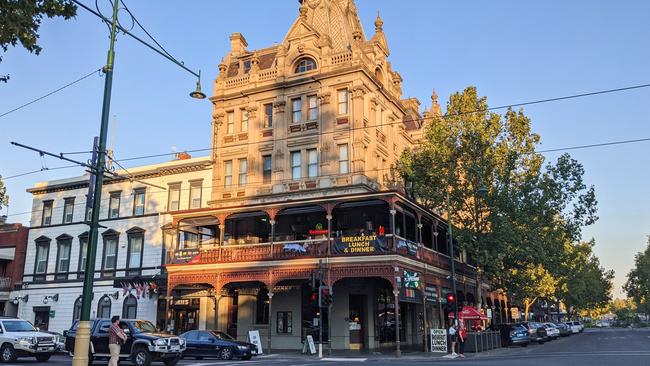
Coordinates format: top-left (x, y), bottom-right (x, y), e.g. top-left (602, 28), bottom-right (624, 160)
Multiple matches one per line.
top-left (35, 353), bottom-right (52, 362)
top-left (163, 356), bottom-right (181, 366)
top-left (220, 347), bottom-right (234, 360)
top-left (0, 344), bottom-right (16, 363)
top-left (131, 348), bottom-right (152, 366)
top-left (242, 355), bottom-right (253, 361)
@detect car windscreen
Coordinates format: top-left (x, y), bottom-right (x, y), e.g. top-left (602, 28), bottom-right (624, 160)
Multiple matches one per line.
top-left (130, 320), bottom-right (157, 333)
top-left (212, 331), bottom-right (234, 341)
top-left (2, 320), bottom-right (37, 332)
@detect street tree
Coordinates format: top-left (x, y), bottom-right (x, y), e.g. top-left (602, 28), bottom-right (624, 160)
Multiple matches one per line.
top-left (624, 238), bottom-right (650, 315)
top-left (559, 240), bottom-right (614, 318)
top-left (398, 86), bottom-right (599, 311)
top-left (0, 0), bottom-right (77, 82)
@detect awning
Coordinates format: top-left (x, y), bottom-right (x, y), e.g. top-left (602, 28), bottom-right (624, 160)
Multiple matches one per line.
top-left (448, 306), bottom-right (488, 320)
top-left (0, 247), bottom-right (15, 261)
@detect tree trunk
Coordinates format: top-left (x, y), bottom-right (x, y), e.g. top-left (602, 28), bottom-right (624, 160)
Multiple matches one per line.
top-left (524, 298), bottom-right (537, 321)
top-left (475, 270), bottom-right (482, 310)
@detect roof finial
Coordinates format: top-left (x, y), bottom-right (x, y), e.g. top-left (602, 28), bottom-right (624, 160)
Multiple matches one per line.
top-left (375, 11), bottom-right (384, 33)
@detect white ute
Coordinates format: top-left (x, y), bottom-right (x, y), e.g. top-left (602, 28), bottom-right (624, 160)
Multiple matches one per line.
top-left (0, 317), bottom-right (56, 362)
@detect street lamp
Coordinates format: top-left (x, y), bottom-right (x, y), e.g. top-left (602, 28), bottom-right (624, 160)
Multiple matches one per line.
top-left (70, 1), bottom-right (205, 365)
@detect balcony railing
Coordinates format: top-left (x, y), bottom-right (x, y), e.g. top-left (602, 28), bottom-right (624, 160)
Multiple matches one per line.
top-left (168, 235), bottom-right (474, 276)
top-left (0, 277), bottom-right (12, 291)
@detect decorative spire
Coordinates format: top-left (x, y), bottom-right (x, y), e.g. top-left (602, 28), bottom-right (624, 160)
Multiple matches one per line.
top-left (299, 2), bottom-right (308, 19)
top-left (375, 12), bottom-right (384, 32)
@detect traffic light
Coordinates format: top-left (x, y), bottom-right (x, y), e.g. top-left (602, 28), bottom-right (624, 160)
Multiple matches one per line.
top-left (310, 290), bottom-right (318, 307)
top-left (318, 286), bottom-right (333, 308)
top-left (446, 293), bottom-right (456, 312)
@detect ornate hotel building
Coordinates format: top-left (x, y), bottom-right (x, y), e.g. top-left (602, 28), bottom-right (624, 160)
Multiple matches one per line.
top-left (164, 0), bottom-right (510, 352)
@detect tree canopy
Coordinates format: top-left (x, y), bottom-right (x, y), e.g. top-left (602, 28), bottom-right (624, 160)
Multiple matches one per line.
top-left (624, 239), bottom-right (650, 315)
top-left (0, 175), bottom-right (7, 212)
top-left (0, 0), bottom-right (77, 82)
top-left (397, 86), bottom-right (610, 316)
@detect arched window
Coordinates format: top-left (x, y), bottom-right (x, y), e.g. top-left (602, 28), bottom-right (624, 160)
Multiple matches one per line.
top-left (122, 295), bottom-right (138, 319)
top-left (375, 67), bottom-right (384, 84)
top-left (294, 58), bottom-right (316, 73)
top-left (73, 296), bottom-right (82, 320)
top-left (97, 295), bottom-right (112, 318)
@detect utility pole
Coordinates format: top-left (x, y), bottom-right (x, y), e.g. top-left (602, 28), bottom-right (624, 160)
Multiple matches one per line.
top-left (71, 0), bottom-right (119, 364)
top-left (318, 259), bottom-right (323, 358)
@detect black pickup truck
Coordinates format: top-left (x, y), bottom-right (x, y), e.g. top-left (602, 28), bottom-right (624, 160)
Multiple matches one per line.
top-left (64, 319), bottom-right (185, 366)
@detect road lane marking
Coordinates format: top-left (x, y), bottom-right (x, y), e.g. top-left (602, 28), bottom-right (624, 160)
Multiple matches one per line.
top-left (321, 357), bottom-right (367, 362)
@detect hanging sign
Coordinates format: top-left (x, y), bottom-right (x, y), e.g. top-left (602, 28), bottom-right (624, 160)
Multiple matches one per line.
top-left (430, 329), bottom-right (448, 352)
top-left (402, 271), bottom-right (420, 288)
top-left (332, 235), bottom-right (388, 254)
top-left (424, 284), bottom-right (439, 303)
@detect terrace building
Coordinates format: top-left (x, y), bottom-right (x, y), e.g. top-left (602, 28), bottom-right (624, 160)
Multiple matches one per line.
top-left (163, 0), bottom-right (510, 352)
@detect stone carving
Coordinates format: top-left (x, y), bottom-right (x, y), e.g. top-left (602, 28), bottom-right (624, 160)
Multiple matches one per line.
top-left (273, 100), bottom-right (286, 113)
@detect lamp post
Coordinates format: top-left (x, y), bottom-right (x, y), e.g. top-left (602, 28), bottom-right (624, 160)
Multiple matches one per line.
top-left (71, 2), bottom-right (204, 364)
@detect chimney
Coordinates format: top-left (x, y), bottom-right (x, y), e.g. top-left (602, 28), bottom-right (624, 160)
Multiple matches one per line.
top-left (230, 33), bottom-right (248, 57)
top-left (174, 152), bottom-right (192, 160)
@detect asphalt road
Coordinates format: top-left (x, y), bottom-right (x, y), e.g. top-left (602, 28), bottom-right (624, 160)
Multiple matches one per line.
top-left (8, 328), bottom-right (650, 365)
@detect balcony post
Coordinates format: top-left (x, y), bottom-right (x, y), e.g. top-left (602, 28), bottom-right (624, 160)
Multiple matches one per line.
top-left (267, 291), bottom-right (274, 354)
top-left (326, 214), bottom-right (332, 255)
top-left (393, 287), bottom-right (401, 357)
top-left (269, 220), bottom-right (276, 256)
top-left (219, 223), bottom-right (225, 261)
top-left (389, 209), bottom-right (397, 251)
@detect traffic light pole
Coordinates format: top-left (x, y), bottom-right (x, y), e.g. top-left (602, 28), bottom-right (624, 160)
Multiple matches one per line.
top-left (71, 1), bottom-right (119, 365)
top-left (318, 260), bottom-right (323, 358)
top-left (447, 190), bottom-right (460, 327)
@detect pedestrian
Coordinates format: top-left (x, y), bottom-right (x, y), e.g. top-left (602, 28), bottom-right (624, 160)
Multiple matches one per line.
top-left (109, 315), bottom-right (127, 366)
top-left (458, 321), bottom-right (466, 358)
top-left (448, 320), bottom-right (458, 357)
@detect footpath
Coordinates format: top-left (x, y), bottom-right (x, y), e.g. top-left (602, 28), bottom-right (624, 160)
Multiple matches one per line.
top-left (256, 347), bottom-right (511, 362)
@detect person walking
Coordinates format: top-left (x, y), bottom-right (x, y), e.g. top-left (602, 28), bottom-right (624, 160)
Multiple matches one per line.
top-left (109, 315), bottom-right (127, 366)
top-left (447, 320), bottom-right (458, 358)
top-left (457, 321), bottom-right (467, 358)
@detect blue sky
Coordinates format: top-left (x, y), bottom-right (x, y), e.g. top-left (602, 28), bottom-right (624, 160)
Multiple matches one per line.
top-left (1, 0), bottom-right (649, 298)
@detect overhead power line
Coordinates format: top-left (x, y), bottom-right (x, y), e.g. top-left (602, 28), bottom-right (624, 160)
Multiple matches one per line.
top-left (536, 137), bottom-right (650, 153)
top-left (0, 67), bottom-right (103, 118)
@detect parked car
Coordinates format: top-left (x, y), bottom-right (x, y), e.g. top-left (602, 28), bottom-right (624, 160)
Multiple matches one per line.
top-left (595, 320), bottom-right (611, 328)
top-left (553, 322), bottom-right (572, 336)
top-left (543, 323), bottom-right (560, 339)
top-left (180, 330), bottom-right (257, 360)
top-left (518, 322), bottom-right (547, 344)
top-left (0, 317), bottom-right (57, 362)
top-left (566, 321), bottom-right (580, 334)
top-left (43, 331), bottom-right (66, 353)
top-left (488, 323), bottom-right (530, 347)
top-left (65, 318), bottom-right (185, 366)
top-left (575, 321), bottom-right (584, 332)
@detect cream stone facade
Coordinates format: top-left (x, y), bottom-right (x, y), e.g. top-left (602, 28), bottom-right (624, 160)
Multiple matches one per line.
top-left (163, 0), bottom-right (508, 354)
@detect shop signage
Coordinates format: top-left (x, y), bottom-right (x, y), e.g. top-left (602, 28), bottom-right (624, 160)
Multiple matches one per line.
top-left (332, 235), bottom-right (388, 254)
top-left (402, 271), bottom-right (420, 288)
top-left (398, 287), bottom-right (423, 303)
top-left (424, 284), bottom-right (439, 303)
top-left (397, 239), bottom-right (418, 256)
top-left (248, 330), bottom-right (263, 355)
top-left (430, 329), bottom-right (447, 353)
top-left (440, 288), bottom-right (454, 304)
top-left (308, 223), bottom-right (327, 235)
top-left (172, 249), bottom-right (201, 264)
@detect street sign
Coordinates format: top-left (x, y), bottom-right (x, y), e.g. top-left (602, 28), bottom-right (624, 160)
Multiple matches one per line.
top-left (248, 330), bottom-right (263, 355)
top-left (430, 329), bottom-right (447, 352)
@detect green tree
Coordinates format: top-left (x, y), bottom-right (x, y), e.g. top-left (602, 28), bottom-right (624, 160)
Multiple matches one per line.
top-left (559, 240), bottom-right (614, 318)
top-left (624, 239), bottom-right (650, 315)
top-left (0, 175), bottom-right (8, 211)
top-left (0, 0), bottom-right (77, 82)
top-left (505, 263), bottom-right (558, 320)
top-left (397, 86), bottom-right (598, 310)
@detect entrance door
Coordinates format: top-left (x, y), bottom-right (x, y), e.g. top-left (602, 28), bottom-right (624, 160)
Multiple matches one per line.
top-left (174, 309), bottom-right (198, 334)
top-left (348, 295), bottom-right (366, 350)
top-left (33, 307), bottom-right (50, 331)
top-left (227, 293), bottom-right (238, 339)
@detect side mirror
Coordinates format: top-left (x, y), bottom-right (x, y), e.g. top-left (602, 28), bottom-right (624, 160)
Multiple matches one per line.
top-left (36, 327), bottom-right (40, 332)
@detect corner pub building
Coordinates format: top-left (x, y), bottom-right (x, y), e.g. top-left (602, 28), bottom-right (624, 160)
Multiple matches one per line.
top-left (164, 0), bottom-right (510, 352)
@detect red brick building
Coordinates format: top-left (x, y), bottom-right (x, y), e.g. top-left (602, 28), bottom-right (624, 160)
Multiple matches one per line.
top-left (0, 216), bottom-right (29, 316)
